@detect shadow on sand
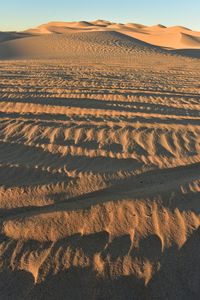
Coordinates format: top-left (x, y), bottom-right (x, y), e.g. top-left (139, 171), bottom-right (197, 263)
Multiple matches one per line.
top-left (0, 227), bottom-right (199, 299)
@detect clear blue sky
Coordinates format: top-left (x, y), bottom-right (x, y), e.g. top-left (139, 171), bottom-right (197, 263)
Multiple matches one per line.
top-left (1, 0), bottom-right (199, 31)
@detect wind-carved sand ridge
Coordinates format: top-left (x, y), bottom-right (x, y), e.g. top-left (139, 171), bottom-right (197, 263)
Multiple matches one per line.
top-left (0, 20), bottom-right (200, 300)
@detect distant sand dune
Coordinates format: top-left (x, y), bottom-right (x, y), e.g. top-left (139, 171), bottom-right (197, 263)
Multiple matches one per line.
top-left (0, 20), bottom-right (200, 62)
top-left (0, 30), bottom-right (167, 60)
top-left (23, 20), bottom-right (200, 50)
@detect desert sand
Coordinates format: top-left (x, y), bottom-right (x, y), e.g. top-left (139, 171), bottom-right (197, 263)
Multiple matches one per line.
top-left (0, 20), bottom-right (200, 299)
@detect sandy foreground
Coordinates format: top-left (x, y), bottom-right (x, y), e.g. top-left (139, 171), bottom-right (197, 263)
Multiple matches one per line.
top-left (0, 21), bottom-right (200, 299)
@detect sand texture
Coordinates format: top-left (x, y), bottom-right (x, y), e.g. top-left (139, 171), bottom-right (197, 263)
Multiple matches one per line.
top-left (0, 20), bottom-right (200, 299)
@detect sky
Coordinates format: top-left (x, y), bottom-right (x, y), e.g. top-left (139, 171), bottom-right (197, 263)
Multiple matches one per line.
top-left (1, 0), bottom-right (200, 31)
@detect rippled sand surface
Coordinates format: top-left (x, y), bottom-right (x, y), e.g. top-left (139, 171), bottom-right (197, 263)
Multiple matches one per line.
top-left (0, 25), bottom-right (200, 299)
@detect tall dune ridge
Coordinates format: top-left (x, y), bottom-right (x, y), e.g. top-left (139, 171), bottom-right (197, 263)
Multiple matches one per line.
top-left (0, 19), bottom-right (200, 300)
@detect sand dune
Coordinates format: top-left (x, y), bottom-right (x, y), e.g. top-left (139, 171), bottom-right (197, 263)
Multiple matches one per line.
top-left (0, 30), bottom-right (168, 60)
top-left (0, 20), bottom-right (200, 59)
top-left (0, 20), bottom-right (200, 299)
top-left (0, 28), bottom-right (199, 62)
top-left (22, 20), bottom-right (200, 50)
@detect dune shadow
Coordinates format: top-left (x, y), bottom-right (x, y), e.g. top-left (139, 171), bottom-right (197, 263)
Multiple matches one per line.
top-left (1, 111), bottom-right (199, 126)
top-left (101, 234), bottom-right (132, 261)
top-left (148, 226), bottom-right (200, 299)
top-left (1, 227), bottom-right (200, 299)
top-left (172, 48), bottom-right (200, 59)
top-left (3, 96), bottom-right (200, 117)
top-left (1, 160), bottom-right (200, 221)
top-left (45, 227), bottom-right (199, 300)
top-left (136, 234), bottom-right (163, 262)
top-left (0, 269), bottom-right (34, 300)
top-left (76, 231), bottom-right (109, 257)
top-left (32, 266), bottom-right (145, 300)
